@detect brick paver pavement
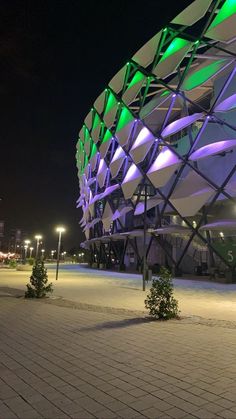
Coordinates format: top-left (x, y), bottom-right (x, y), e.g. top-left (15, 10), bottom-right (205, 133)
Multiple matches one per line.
top-left (0, 296), bottom-right (236, 418)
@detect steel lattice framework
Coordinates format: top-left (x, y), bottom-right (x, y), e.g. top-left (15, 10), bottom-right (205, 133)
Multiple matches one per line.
top-left (76, 0), bottom-right (236, 279)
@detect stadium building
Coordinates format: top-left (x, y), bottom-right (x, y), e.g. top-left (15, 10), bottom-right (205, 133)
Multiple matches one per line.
top-left (76, 0), bottom-right (236, 283)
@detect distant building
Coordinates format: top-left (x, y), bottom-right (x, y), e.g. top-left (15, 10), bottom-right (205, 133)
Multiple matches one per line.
top-left (76, 0), bottom-right (236, 282)
top-left (8, 229), bottom-right (23, 253)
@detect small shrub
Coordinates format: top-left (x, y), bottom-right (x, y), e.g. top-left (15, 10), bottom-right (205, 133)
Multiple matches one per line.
top-left (9, 259), bottom-right (17, 269)
top-left (27, 257), bottom-right (35, 266)
top-left (145, 266), bottom-right (179, 320)
top-left (25, 259), bottom-right (53, 298)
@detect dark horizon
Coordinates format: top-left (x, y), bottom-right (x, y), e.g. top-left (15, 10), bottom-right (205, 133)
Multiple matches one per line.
top-left (0, 0), bottom-right (192, 252)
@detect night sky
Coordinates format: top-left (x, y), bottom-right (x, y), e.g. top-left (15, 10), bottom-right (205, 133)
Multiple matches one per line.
top-left (0, 0), bottom-right (192, 251)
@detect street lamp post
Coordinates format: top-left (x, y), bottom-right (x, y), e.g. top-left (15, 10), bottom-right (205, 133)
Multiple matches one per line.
top-left (29, 247), bottom-right (34, 258)
top-left (24, 240), bottom-right (31, 260)
top-left (41, 249), bottom-right (45, 259)
top-left (55, 226), bottom-right (65, 281)
top-left (24, 245), bottom-right (28, 259)
top-left (35, 235), bottom-right (42, 259)
top-left (51, 250), bottom-right (56, 259)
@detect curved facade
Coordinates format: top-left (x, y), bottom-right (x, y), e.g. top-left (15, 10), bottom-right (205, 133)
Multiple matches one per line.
top-left (76, 0), bottom-right (236, 280)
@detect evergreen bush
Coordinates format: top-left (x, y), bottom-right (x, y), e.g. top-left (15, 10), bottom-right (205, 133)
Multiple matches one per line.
top-left (9, 259), bottom-right (17, 269)
top-left (145, 266), bottom-right (179, 320)
top-left (25, 259), bottom-right (53, 298)
top-left (26, 257), bottom-right (35, 266)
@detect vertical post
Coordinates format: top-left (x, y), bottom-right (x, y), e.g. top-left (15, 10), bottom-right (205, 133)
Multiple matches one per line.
top-left (36, 239), bottom-right (39, 259)
top-left (35, 235), bottom-right (42, 260)
top-left (55, 231), bottom-right (62, 281)
top-left (24, 246), bottom-right (28, 260)
top-left (143, 184), bottom-right (148, 291)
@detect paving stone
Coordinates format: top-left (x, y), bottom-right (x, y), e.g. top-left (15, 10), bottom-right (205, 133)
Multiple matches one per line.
top-left (16, 408), bottom-right (42, 419)
top-left (104, 400), bottom-right (128, 412)
top-left (117, 408), bottom-right (148, 419)
top-left (0, 402), bottom-right (18, 418)
top-left (69, 410), bottom-right (95, 419)
top-left (220, 411), bottom-right (236, 419)
top-left (75, 396), bottom-right (104, 414)
top-left (165, 406), bottom-right (189, 418)
top-left (94, 408), bottom-right (118, 418)
top-left (139, 406), bottom-right (167, 418)
top-left (191, 410), bottom-right (217, 419)
top-left (128, 388), bottom-right (148, 398)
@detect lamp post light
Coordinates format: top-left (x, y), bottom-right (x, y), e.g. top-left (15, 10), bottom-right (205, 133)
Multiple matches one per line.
top-left (24, 240), bottom-right (31, 259)
top-left (55, 226), bottom-right (65, 281)
top-left (35, 235), bottom-right (42, 259)
top-left (51, 250), bottom-right (56, 259)
top-left (41, 249), bottom-right (45, 259)
top-left (29, 247), bottom-right (34, 258)
top-left (24, 245), bottom-right (28, 259)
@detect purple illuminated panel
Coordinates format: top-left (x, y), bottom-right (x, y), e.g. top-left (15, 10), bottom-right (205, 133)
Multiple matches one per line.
top-left (111, 145), bottom-right (125, 162)
top-left (89, 218), bottom-right (101, 228)
top-left (131, 127), bottom-right (154, 149)
top-left (97, 158), bottom-right (106, 174)
top-left (122, 164), bottom-right (142, 199)
top-left (123, 164), bottom-right (141, 183)
top-left (89, 193), bottom-right (103, 205)
top-left (134, 196), bottom-right (162, 216)
top-left (152, 225), bottom-right (191, 235)
top-left (112, 206), bottom-right (133, 221)
top-left (199, 220), bottom-right (236, 231)
top-left (189, 140), bottom-right (236, 161)
top-left (214, 94), bottom-right (236, 112)
top-left (100, 184), bottom-right (120, 199)
top-left (148, 147), bottom-right (180, 171)
top-left (161, 113), bottom-right (204, 138)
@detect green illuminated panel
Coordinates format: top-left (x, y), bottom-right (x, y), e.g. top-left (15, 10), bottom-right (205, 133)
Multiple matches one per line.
top-left (90, 142), bottom-right (97, 159)
top-left (75, 150), bottom-right (80, 162)
top-left (92, 112), bottom-right (100, 131)
top-left (83, 125), bottom-right (90, 142)
top-left (127, 71), bottom-right (145, 90)
top-left (76, 141), bottom-right (84, 158)
top-left (159, 37), bottom-right (190, 63)
top-left (183, 59), bottom-right (227, 91)
top-left (161, 89), bottom-right (170, 97)
top-left (102, 129), bottom-right (113, 145)
top-left (116, 107), bottom-right (134, 132)
top-left (104, 91), bottom-right (117, 115)
top-left (83, 155), bottom-right (88, 172)
top-left (208, 0), bottom-right (236, 31)
top-left (99, 121), bottom-right (105, 138)
top-left (76, 139), bottom-right (80, 150)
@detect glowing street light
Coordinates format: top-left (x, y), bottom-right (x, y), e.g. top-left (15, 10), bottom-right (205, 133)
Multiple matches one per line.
top-left (35, 235), bottom-right (42, 259)
top-left (51, 250), bottom-right (56, 259)
top-left (41, 249), bottom-right (45, 259)
top-left (29, 247), bottom-right (34, 258)
top-left (24, 245), bottom-right (28, 259)
top-left (55, 226), bottom-right (65, 281)
top-left (24, 240), bottom-right (31, 259)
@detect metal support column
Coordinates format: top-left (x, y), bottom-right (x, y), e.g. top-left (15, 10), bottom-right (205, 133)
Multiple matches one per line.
top-left (143, 184), bottom-right (148, 291)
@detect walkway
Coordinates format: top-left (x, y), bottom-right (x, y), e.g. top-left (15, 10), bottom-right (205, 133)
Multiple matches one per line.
top-left (0, 295), bottom-right (236, 418)
top-left (1, 264), bottom-right (236, 321)
top-left (1, 264), bottom-right (236, 418)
